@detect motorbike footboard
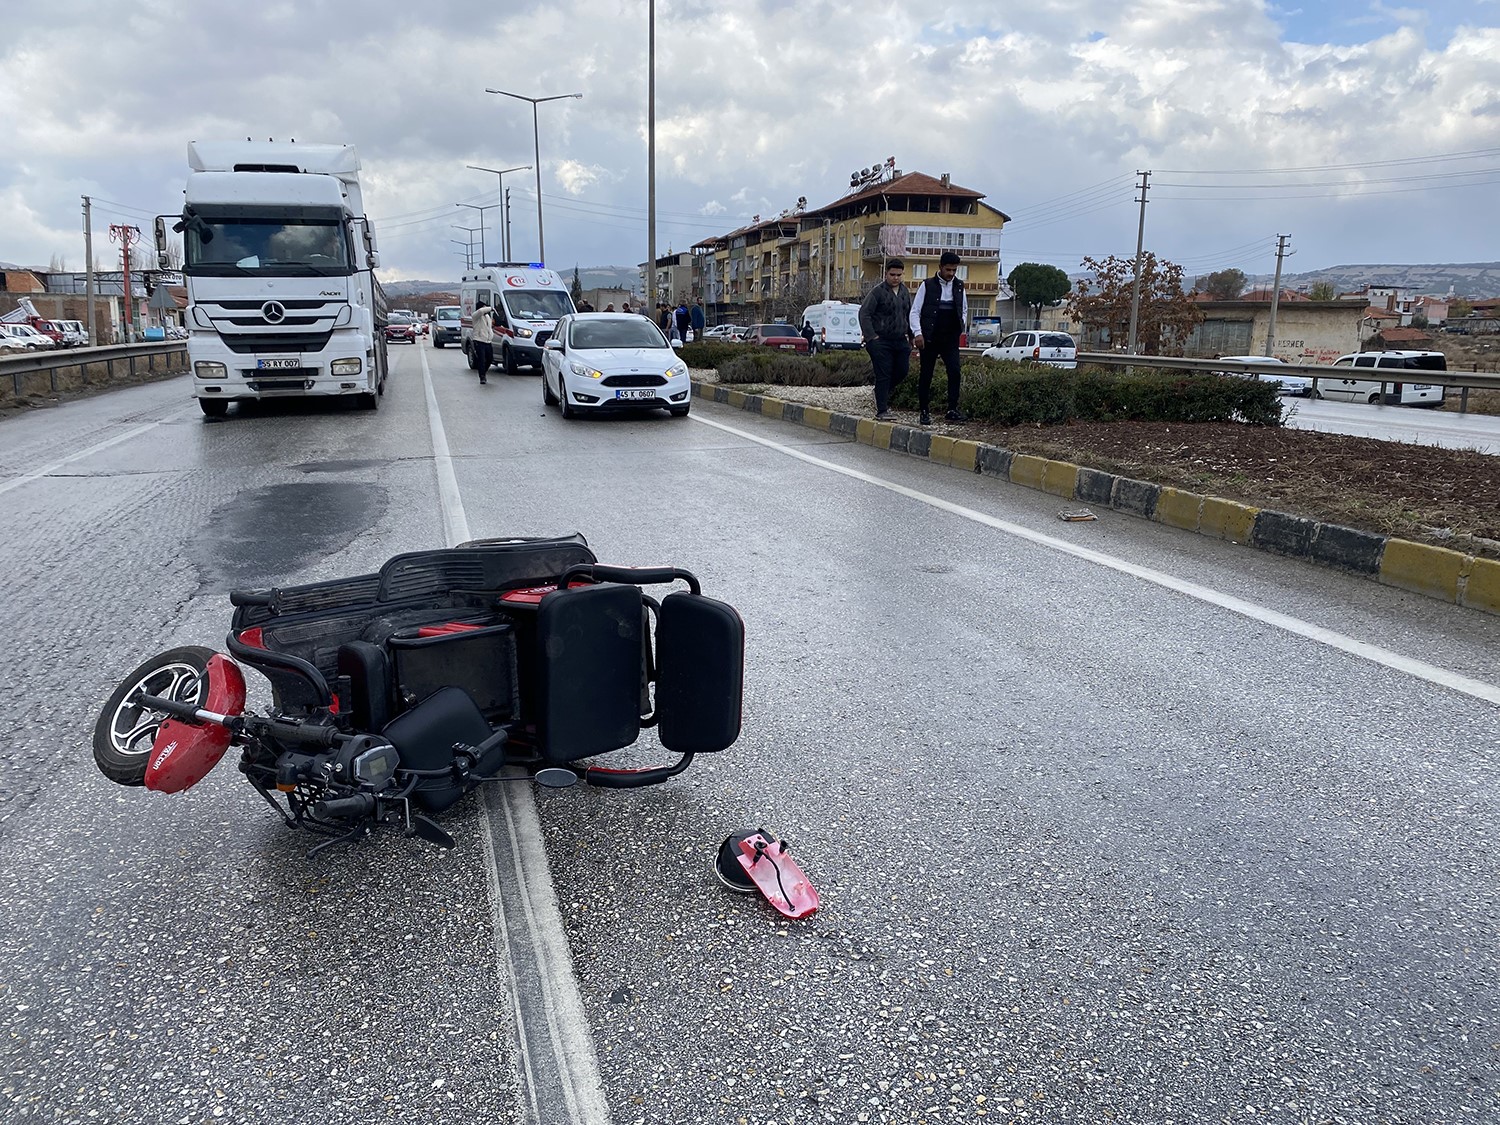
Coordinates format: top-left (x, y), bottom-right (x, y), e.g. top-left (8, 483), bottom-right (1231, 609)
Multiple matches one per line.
top-left (382, 687), bottom-right (506, 813)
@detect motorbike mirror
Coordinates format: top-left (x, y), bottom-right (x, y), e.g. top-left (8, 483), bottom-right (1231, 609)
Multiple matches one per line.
top-left (535, 767), bottom-right (578, 789)
top-left (408, 814), bottom-right (455, 848)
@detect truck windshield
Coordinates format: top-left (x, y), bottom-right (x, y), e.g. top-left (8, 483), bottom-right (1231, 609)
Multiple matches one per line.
top-left (184, 214), bottom-right (351, 276)
top-left (503, 290), bottom-right (573, 322)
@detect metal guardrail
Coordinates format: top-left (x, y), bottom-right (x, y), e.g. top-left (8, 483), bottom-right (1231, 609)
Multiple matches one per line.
top-left (955, 347), bottom-right (1500, 413)
top-left (0, 342), bottom-right (188, 401)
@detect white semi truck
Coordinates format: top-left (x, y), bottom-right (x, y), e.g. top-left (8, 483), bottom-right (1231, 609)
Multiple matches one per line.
top-left (162, 141), bottom-right (388, 417)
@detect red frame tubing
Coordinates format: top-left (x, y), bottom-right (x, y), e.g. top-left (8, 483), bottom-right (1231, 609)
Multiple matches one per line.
top-left (144, 655), bottom-right (247, 793)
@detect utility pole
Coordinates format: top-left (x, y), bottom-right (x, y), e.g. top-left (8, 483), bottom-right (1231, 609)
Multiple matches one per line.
top-left (504, 188), bottom-right (513, 261)
top-left (451, 239), bottom-right (474, 271)
top-left (456, 203), bottom-right (498, 265)
top-left (453, 224), bottom-right (481, 269)
top-left (647, 0), bottom-right (657, 313)
top-left (1264, 233), bottom-right (1293, 356)
top-left (109, 223), bottom-right (141, 343)
top-left (82, 195), bottom-right (96, 347)
top-left (1126, 170), bottom-right (1150, 355)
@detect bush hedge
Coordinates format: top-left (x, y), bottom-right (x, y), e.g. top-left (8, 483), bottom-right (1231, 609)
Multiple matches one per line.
top-left (689, 345), bottom-right (1286, 427)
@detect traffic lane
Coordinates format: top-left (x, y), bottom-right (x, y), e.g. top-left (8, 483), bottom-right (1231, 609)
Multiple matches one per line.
top-left (698, 403), bottom-right (1500, 685)
top-left (447, 397), bottom-right (1497, 1121)
top-left (0, 348), bottom-right (527, 1123)
top-left (1286, 394), bottom-right (1500, 453)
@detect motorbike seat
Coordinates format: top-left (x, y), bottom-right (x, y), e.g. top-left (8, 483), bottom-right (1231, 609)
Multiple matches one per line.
top-left (536, 583), bottom-right (643, 763)
top-left (654, 592), bottom-right (744, 754)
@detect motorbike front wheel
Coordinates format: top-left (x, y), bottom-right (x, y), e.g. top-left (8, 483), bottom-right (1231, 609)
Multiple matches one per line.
top-left (93, 646), bottom-right (218, 786)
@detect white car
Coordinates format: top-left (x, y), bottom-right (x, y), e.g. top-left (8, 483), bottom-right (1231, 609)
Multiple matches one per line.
top-left (1, 323), bottom-right (56, 350)
top-left (540, 313), bottom-right (692, 418)
top-left (0, 329), bottom-right (30, 352)
top-left (1215, 355), bottom-right (1311, 396)
top-left (983, 330), bottom-right (1077, 369)
top-left (703, 324), bottom-right (745, 341)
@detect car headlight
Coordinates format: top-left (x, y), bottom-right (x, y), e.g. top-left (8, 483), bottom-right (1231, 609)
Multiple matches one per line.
top-left (568, 361), bottom-right (604, 379)
top-left (666, 362), bottom-right (688, 377)
top-left (195, 361), bottom-right (226, 377)
top-left (331, 358), bottom-right (362, 375)
top-left (513, 327), bottom-right (534, 339)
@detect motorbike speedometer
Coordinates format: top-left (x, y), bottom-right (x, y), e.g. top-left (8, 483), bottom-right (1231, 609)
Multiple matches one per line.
top-left (350, 741), bottom-right (400, 788)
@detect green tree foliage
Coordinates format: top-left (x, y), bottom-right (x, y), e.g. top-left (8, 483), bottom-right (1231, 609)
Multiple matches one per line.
top-left (1193, 268), bottom-right (1246, 300)
top-left (1450, 298), bottom-right (1473, 319)
top-left (1006, 263), bottom-right (1072, 321)
top-left (570, 266), bottom-right (583, 303)
top-left (1067, 252), bottom-right (1204, 355)
top-left (1308, 281), bottom-right (1337, 301)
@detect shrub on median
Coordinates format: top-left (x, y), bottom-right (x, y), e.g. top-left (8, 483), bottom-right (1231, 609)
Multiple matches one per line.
top-left (715, 349), bottom-right (873, 387)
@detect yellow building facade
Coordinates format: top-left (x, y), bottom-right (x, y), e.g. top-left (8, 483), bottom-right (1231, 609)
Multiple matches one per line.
top-left (694, 169), bottom-right (1008, 324)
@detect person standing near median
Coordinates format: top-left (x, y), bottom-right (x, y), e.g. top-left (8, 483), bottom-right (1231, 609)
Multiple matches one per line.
top-left (910, 250), bottom-right (969, 425)
top-left (859, 258), bottom-right (914, 422)
top-left (690, 297), bottom-right (706, 343)
top-left (472, 299), bottom-right (496, 385)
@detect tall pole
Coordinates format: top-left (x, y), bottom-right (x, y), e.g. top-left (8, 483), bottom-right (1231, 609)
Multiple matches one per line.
top-left (1126, 169), bottom-right (1150, 354)
top-left (823, 218), bottom-right (831, 300)
top-left (647, 0), bottom-right (657, 313)
top-left (82, 195), bottom-right (96, 346)
top-left (467, 165), bottom-right (530, 263)
top-left (484, 91), bottom-right (583, 265)
top-left (109, 224), bottom-right (141, 342)
top-left (456, 203), bottom-right (498, 265)
top-left (1265, 233), bottom-right (1293, 356)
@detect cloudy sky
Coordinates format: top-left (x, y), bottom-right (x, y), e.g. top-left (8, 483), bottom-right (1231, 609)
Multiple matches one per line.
top-left (3, 0), bottom-right (1498, 284)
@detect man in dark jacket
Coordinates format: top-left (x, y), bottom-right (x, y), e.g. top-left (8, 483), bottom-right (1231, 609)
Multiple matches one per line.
top-left (858, 258), bottom-right (914, 421)
top-left (910, 250), bottom-right (969, 424)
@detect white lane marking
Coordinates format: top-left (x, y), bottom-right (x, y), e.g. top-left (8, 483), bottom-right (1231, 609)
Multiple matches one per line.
top-left (0, 405), bottom-right (197, 497)
top-left (423, 344), bottom-right (611, 1124)
top-left (419, 345), bottom-right (472, 545)
top-left (691, 412), bottom-right (1500, 708)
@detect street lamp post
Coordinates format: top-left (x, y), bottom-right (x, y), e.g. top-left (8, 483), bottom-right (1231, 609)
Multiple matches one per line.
top-left (455, 202), bottom-right (499, 265)
top-left (483, 89), bottom-right (583, 265)
top-left (467, 164), bottom-right (531, 261)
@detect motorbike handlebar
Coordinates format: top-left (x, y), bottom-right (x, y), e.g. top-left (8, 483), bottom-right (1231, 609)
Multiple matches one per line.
top-left (229, 590), bottom-right (276, 608)
top-left (561, 564), bottom-right (700, 595)
top-left (313, 793), bottom-right (376, 819)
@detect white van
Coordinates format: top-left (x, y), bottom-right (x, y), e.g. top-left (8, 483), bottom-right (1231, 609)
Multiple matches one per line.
top-left (799, 301), bottom-right (863, 353)
top-left (1320, 351), bottom-right (1447, 407)
top-left (460, 265), bottom-right (577, 374)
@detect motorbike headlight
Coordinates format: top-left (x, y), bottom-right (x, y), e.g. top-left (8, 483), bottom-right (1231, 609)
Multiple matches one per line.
top-left (331, 358), bottom-right (362, 375)
top-left (569, 362), bottom-right (603, 379)
top-left (195, 361), bottom-right (226, 377)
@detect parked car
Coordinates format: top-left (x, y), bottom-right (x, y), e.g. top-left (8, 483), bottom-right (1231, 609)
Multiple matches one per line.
top-left (1321, 351), bottom-right (1447, 407)
top-left (982, 330), bottom-right (1076, 368)
top-left (384, 322), bottom-right (418, 344)
top-left (430, 305), bottom-right (462, 349)
top-left (31, 320), bottom-right (66, 346)
top-left (1215, 355), bottom-right (1311, 396)
top-left (744, 324), bottom-right (808, 353)
top-left (0, 323), bottom-right (55, 350)
top-left (0, 329), bottom-right (29, 352)
top-left (703, 324), bottom-right (745, 341)
top-left (540, 312), bottom-right (691, 418)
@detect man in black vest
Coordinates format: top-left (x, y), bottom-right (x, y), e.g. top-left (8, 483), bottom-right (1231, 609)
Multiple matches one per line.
top-left (910, 251), bottom-right (969, 425)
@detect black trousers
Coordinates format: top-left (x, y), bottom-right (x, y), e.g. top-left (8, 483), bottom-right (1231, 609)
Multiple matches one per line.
top-left (918, 332), bottom-right (962, 413)
top-left (473, 341), bottom-right (493, 377)
top-left (868, 338), bottom-right (910, 412)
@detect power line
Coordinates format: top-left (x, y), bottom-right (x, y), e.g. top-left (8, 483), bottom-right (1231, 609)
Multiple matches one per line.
top-left (1155, 145), bottom-right (1500, 175)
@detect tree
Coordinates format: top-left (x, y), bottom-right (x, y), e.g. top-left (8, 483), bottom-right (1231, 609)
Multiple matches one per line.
top-left (1067, 252), bottom-right (1204, 355)
top-left (1193, 268), bottom-right (1246, 300)
top-left (1006, 262), bottom-right (1071, 323)
top-left (570, 266), bottom-right (583, 304)
top-left (1450, 298), bottom-right (1473, 319)
top-left (1308, 281), bottom-right (1336, 301)
top-left (48, 252), bottom-right (68, 273)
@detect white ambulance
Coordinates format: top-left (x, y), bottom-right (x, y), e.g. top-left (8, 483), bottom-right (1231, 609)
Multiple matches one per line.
top-left (459, 265), bottom-right (577, 374)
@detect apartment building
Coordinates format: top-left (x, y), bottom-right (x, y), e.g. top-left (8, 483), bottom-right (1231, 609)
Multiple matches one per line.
top-left (692, 167), bottom-right (1008, 325)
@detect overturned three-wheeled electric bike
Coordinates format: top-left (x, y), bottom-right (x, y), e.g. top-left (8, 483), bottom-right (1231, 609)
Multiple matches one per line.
top-left (93, 534), bottom-right (817, 919)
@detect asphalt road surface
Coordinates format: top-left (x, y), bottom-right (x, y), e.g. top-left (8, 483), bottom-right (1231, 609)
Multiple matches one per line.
top-left (1, 339), bottom-right (1496, 1125)
top-left (1284, 394), bottom-right (1500, 453)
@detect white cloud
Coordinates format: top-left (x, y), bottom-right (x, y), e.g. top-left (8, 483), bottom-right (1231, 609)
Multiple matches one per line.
top-left (0, 0), bottom-right (1497, 284)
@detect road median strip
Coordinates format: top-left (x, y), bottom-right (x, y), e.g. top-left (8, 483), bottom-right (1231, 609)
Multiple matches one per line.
top-left (691, 379), bottom-right (1500, 618)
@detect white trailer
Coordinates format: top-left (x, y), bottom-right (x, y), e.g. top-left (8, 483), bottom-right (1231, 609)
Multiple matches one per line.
top-left (164, 141), bottom-right (388, 417)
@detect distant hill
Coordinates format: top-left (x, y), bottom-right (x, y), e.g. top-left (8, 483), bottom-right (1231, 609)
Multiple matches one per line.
top-left (1245, 262), bottom-right (1500, 297)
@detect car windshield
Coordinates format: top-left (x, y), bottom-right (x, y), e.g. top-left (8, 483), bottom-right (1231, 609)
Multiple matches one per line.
top-left (1040, 334), bottom-right (1075, 348)
top-left (504, 291), bottom-right (573, 322)
top-left (183, 210), bottom-right (352, 276)
top-left (758, 324), bottom-right (797, 336)
top-left (435, 307), bottom-right (460, 322)
top-left (569, 318), bottom-right (668, 350)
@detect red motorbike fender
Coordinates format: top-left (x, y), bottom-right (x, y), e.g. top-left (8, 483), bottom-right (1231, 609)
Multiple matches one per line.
top-left (145, 655), bottom-right (247, 794)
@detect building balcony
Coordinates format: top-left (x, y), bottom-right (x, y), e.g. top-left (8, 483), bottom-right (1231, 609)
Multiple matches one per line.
top-left (862, 242), bottom-right (1000, 261)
